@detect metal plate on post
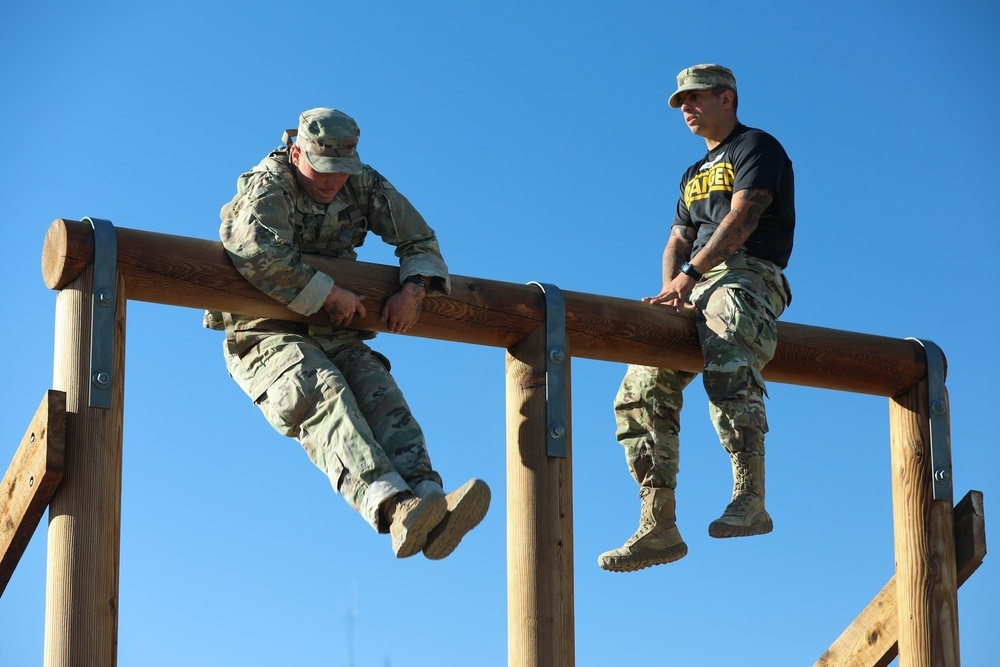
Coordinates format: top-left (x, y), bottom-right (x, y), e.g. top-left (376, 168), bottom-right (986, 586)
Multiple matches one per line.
top-left (907, 337), bottom-right (952, 501)
top-left (528, 282), bottom-right (567, 458)
top-left (85, 217), bottom-right (116, 409)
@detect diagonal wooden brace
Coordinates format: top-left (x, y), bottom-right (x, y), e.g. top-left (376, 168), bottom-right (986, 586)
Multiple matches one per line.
top-left (0, 390), bottom-right (67, 596)
top-left (815, 489), bottom-right (986, 667)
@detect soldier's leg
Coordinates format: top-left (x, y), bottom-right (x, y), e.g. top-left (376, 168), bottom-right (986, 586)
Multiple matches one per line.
top-left (224, 335), bottom-right (417, 533)
top-left (695, 279), bottom-right (779, 537)
top-left (598, 365), bottom-right (696, 572)
top-left (613, 364), bottom-right (697, 489)
top-left (329, 343), bottom-right (441, 490)
top-left (330, 342), bottom-right (489, 559)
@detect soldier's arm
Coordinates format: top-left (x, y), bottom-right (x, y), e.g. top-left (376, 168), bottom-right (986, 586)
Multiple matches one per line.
top-left (687, 187), bottom-right (772, 275)
top-left (361, 170), bottom-right (451, 296)
top-left (221, 179), bottom-right (333, 317)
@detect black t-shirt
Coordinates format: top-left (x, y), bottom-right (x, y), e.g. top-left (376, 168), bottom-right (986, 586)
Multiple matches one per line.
top-left (673, 123), bottom-right (795, 268)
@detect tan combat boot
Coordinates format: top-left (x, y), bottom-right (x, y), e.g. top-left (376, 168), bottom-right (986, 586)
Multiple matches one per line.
top-left (419, 478), bottom-right (492, 560)
top-left (598, 487), bottom-right (688, 572)
top-left (708, 451), bottom-right (773, 538)
top-left (383, 491), bottom-right (448, 558)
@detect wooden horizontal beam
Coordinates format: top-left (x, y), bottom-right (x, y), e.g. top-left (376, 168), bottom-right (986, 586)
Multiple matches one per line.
top-left (0, 390), bottom-right (66, 596)
top-left (814, 489), bottom-right (986, 667)
top-left (42, 218), bottom-right (928, 397)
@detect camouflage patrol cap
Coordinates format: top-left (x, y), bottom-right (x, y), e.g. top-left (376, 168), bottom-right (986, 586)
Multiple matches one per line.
top-left (668, 64), bottom-right (737, 108)
top-left (289, 108), bottom-right (363, 175)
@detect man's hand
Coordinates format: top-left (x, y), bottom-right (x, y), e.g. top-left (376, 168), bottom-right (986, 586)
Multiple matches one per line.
top-left (323, 285), bottom-right (367, 326)
top-left (381, 282), bottom-right (424, 333)
top-left (642, 273), bottom-right (697, 313)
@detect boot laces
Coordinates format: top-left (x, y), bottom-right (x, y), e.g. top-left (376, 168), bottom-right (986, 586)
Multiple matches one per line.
top-left (733, 458), bottom-right (754, 496)
top-left (726, 492), bottom-right (758, 514)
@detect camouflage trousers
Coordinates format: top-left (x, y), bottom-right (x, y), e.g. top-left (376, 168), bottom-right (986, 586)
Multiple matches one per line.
top-left (613, 252), bottom-right (790, 489)
top-left (223, 334), bottom-right (441, 531)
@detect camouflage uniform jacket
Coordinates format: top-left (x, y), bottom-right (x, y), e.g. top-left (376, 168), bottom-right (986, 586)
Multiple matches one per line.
top-left (205, 147), bottom-right (450, 349)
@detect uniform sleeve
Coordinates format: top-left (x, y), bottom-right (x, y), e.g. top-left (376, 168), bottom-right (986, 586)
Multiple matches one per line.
top-left (220, 172), bottom-right (334, 317)
top-left (671, 170), bottom-right (695, 232)
top-left (359, 169), bottom-right (451, 295)
top-left (731, 132), bottom-right (789, 194)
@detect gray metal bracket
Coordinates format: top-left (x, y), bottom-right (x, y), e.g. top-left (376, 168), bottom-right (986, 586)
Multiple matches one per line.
top-left (85, 217), bottom-right (117, 409)
top-left (907, 337), bottom-right (952, 501)
top-left (528, 282), bottom-right (568, 458)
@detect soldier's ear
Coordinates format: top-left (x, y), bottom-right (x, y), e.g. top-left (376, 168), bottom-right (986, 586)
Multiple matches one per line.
top-left (289, 144), bottom-right (301, 166)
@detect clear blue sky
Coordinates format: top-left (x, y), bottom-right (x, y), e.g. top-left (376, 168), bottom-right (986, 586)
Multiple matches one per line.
top-left (2, 1), bottom-right (998, 665)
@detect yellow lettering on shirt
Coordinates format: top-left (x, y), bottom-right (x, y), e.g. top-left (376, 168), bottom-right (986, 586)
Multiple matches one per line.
top-left (684, 162), bottom-right (735, 206)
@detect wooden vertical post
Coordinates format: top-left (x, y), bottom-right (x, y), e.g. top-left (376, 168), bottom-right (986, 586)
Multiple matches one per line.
top-left (889, 380), bottom-right (960, 666)
top-left (506, 324), bottom-right (575, 667)
top-left (44, 267), bottom-right (126, 667)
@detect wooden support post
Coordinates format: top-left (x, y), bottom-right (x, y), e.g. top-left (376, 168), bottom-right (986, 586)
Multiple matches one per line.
top-left (815, 490), bottom-right (985, 667)
top-left (889, 381), bottom-right (959, 666)
top-left (1, 390), bottom-right (66, 595)
top-left (506, 325), bottom-right (574, 667)
top-left (44, 268), bottom-right (126, 667)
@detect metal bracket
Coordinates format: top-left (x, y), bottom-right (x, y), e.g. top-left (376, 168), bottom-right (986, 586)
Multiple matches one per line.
top-left (907, 338), bottom-right (952, 501)
top-left (85, 217), bottom-right (117, 409)
top-left (528, 282), bottom-right (568, 458)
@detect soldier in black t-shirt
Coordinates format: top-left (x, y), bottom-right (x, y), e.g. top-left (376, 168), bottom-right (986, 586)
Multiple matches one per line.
top-left (600, 64), bottom-right (795, 573)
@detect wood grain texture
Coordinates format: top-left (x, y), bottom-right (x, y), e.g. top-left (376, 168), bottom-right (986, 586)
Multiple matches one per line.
top-left (42, 219), bottom-right (929, 397)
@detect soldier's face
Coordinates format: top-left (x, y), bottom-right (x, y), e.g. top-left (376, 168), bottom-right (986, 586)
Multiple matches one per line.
top-left (678, 88), bottom-right (730, 138)
top-left (290, 145), bottom-right (351, 204)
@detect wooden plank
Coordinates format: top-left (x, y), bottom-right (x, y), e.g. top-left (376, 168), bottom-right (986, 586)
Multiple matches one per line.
top-left (815, 489), bottom-right (986, 667)
top-left (0, 390), bottom-right (66, 596)
top-left (41, 218), bottom-right (928, 397)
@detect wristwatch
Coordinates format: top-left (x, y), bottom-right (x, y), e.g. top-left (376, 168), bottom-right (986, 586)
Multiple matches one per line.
top-left (403, 275), bottom-right (427, 290)
top-left (678, 262), bottom-right (702, 281)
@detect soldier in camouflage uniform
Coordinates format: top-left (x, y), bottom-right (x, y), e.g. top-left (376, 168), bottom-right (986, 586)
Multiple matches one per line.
top-left (206, 108), bottom-right (490, 560)
top-left (599, 65), bottom-right (795, 572)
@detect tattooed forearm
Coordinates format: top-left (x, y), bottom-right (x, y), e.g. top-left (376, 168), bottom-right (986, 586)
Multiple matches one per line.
top-left (698, 188), bottom-right (771, 268)
top-left (664, 225), bottom-right (696, 277)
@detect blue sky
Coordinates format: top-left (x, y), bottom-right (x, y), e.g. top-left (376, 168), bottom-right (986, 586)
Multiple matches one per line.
top-left (2, 1), bottom-right (998, 665)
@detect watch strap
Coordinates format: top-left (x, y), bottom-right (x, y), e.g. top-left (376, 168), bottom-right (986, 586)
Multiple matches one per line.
top-left (679, 262), bottom-right (702, 281)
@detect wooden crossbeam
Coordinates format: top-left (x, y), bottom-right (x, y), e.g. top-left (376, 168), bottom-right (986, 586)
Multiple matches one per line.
top-left (0, 390), bottom-right (66, 596)
top-left (815, 490), bottom-right (986, 667)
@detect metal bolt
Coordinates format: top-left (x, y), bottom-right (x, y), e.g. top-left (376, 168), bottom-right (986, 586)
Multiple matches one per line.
top-left (548, 347), bottom-right (565, 365)
top-left (930, 399), bottom-right (946, 415)
top-left (93, 371), bottom-right (111, 388)
top-left (95, 288), bottom-right (113, 307)
top-left (30, 433), bottom-right (35, 444)
top-left (549, 423), bottom-right (566, 439)
top-left (934, 469), bottom-right (951, 483)
top-left (29, 476), bottom-right (35, 487)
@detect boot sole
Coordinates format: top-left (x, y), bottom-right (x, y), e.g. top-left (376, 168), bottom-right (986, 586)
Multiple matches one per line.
top-left (708, 517), bottom-right (773, 539)
top-left (597, 544), bottom-right (688, 572)
top-left (423, 480), bottom-right (491, 560)
top-left (392, 494), bottom-right (449, 558)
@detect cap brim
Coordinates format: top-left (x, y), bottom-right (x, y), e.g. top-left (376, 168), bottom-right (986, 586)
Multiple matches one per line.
top-left (668, 83), bottom-right (715, 108)
top-left (304, 151), bottom-right (363, 175)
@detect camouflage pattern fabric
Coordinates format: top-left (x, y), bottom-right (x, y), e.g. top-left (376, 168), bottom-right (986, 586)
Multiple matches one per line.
top-left (224, 335), bottom-right (442, 532)
top-left (613, 252), bottom-right (790, 489)
top-left (203, 146), bottom-right (450, 342)
top-left (208, 144), bottom-right (451, 531)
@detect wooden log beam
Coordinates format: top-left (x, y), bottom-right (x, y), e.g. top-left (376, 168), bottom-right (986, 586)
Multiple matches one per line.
top-left (814, 490), bottom-right (985, 667)
top-left (0, 391), bottom-right (66, 596)
top-left (42, 219), bottom-right (927, 397)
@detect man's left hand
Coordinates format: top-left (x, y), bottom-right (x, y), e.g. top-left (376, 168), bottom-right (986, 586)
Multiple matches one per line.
top-left (381, 282), bottom-right (425, 333)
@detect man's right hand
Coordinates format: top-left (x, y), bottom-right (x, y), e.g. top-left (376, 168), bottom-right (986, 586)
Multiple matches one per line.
top-left (322, 285), bottom-right (367, 326)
